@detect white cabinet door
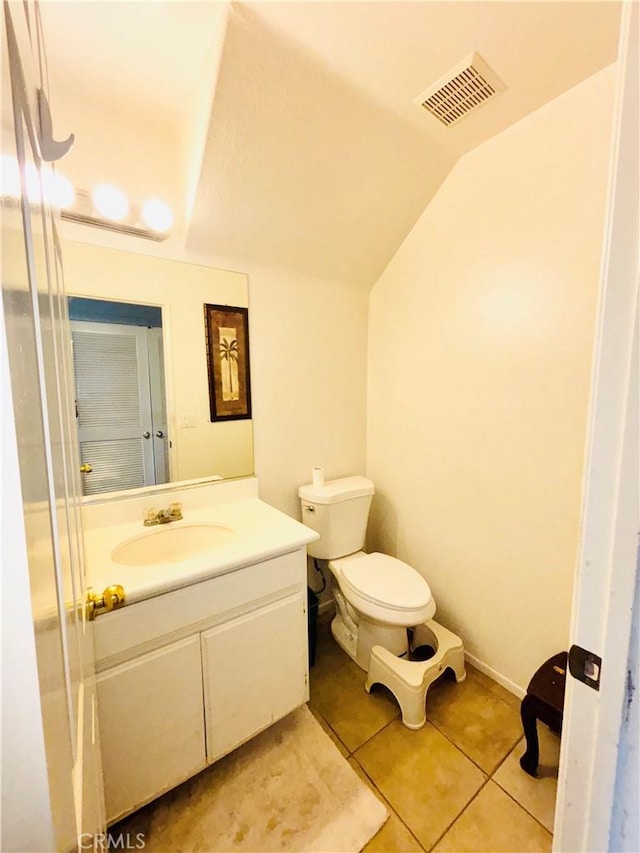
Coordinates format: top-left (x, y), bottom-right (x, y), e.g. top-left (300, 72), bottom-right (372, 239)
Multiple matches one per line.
top-left (97, 636), bottom-right (206, 823)
top-left (202, 593), bottom-right (308, 763)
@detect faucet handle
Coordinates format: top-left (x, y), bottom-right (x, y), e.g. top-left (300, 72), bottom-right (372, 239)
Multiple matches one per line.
top-left (144, 507), bottom-right (158, 524)
top-left (169, 502), bottom-right (182, 519)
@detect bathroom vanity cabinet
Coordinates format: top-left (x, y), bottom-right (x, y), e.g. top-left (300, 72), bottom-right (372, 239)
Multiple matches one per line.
top-left (93, 548), bottom-right (309, 825)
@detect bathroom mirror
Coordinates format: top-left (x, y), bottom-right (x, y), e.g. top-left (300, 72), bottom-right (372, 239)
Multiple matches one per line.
top-left (69, 296), bottom-right (170, 496)
top-left (63, 240), bottom-right (253, 497)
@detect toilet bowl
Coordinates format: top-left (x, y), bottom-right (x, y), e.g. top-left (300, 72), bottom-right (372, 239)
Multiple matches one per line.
top-left (328, 551), bottom-right (435, 669)
top-left (299, 474), bottom-right (466, 727)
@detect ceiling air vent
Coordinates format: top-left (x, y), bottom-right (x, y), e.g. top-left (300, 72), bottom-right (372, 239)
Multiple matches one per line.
top-left (415, 52), bottom-right (505, 127)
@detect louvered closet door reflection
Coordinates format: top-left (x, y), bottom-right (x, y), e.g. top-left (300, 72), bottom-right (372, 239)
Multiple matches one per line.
top-left (71, 321), bottom-right (154, 495)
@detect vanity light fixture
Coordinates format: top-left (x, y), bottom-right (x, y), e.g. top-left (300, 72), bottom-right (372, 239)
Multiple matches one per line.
top-left (1, 153), bottom-right (75, 207)
top-left (47, 171), bottom-right (75, 208)
top-left (1, 153), bottom-right (21, 197)
top-left (92, 183), bottom-right (129, 221)
top-left (29, 164), bottom-right (75, 207)
top-left (1, 153), bottom-right (172, 241)
top-left (142, 198), bottom-right (173, 233)
top-left (61, 189), bottom-right (172, 241)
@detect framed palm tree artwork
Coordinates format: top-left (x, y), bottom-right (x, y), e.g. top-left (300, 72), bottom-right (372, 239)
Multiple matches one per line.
top-left (204, 304), bottom-right (252, 421)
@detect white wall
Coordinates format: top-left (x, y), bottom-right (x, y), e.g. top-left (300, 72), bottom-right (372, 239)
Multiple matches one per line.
top-left (240, 260), bottom-right (368, 607)
top-left (62, 241), bottom-right (252, 482)
top-left (245, 262), bottom-right (369, 519)
top-left (367, 66), bottom-right (616, 691)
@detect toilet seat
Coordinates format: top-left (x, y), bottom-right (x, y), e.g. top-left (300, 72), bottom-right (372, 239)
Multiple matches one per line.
top-left (332, 552), bottom-right (436, 626)
top-left (342, 553), bottom-right (432, 610)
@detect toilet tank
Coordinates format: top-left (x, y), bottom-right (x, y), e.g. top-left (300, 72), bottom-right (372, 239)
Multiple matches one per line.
top-left (298, 476), bottom-right (374, 560)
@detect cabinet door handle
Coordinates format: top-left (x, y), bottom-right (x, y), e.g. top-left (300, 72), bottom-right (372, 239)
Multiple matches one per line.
top-left (142, 431), bottom-right (151, 439)
top-left (155, 430), bottom-right (165, 438)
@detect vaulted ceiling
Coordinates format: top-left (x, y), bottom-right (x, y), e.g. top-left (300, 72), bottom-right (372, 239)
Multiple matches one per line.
top-left (40, 1), bottom-right (621, 286)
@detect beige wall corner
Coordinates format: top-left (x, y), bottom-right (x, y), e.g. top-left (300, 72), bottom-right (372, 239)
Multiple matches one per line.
top-left (248, 263), bottom-right (369, 520)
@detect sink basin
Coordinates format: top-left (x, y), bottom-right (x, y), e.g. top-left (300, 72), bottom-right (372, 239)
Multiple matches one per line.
top-left (111, 523), bottom-right (235, 567)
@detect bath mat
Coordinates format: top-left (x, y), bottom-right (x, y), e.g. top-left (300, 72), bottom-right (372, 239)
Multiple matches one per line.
top-left (113, 705), bottom-right (388, 852)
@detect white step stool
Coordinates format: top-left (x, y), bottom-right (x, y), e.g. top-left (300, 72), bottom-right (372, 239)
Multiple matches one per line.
top-left (365, 620), bottom-right (466, 730)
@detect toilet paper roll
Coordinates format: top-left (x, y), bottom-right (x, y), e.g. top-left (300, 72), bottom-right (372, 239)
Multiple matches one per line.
top-left (312, 467), bottom-right (325, 488)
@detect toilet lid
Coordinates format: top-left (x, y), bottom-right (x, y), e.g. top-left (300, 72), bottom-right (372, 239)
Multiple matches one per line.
top-left (340, 552), bottom-right (432, 611)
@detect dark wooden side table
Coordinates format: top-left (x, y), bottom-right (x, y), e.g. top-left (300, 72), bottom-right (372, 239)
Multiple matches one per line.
top-left (520, 651), bottom-right (567, 776)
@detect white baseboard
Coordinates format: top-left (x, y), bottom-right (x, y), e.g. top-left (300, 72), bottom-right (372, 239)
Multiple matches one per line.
top-left (464, 650), bottom-right (526, 700)
top-left (314, 601), bottom-right (526, 701)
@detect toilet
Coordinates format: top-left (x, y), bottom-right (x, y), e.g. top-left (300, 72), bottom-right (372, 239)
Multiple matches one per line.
top-left (299, 475), bottom-right (466, 729)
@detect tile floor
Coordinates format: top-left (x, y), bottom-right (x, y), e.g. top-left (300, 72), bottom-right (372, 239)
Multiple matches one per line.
top-left (310, 613), bottom-right (560, 852)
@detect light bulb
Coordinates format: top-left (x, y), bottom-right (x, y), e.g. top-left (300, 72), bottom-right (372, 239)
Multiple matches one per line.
top-left (47, 172), bottom-right (75, 208)
top-left (40, 170), bottom-right (75, 208)
top-left (0, 154), bottom-right (20, 198)
top-left (92, 184), bottom-right (128, 221)
top-left (1, 156), bottom-right (75, 209)
top-left (141, 198), bottom-right (173, 232)
top-left (25, 162), bottom-right (42, 203)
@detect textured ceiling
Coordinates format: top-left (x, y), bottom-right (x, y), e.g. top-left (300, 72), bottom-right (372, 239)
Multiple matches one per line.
top-left (39, 1), bottom-right (223, 131)
top-left (185, 3), bottom-right (457, 284)
top-left (39, 1), bottom-right (621, 286)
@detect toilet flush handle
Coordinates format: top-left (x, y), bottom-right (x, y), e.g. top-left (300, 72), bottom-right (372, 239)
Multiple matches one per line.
top-left (304, 504), bottom-right (315, 513)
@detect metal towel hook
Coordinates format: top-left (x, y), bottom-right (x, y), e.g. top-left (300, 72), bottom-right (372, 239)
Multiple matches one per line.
top-left (37, 89), bottom-right (74, 162)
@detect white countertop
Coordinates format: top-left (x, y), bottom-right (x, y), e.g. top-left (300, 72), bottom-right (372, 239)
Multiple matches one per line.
top-left (84, 497), bottom-right (319, 605)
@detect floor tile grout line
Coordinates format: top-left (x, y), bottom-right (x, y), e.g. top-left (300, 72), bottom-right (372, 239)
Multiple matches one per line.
top-left (313, 632), bottom-right (555, 847)
top-left (488, 731), bottom-right (526, 774)
top-left (313, 706), bottom-right (554, 852)
top-left (423, 713), bottom-right (496, 776)
top-left (489, 731), bottom-right (558, 835)
top-left (346, 710), bottom-right (496, 852)
top-left (492, 734), bottom-right (523, 775)
top-left (492, 776), bottom-right (555, 837)
top-left (346, 710), bottom-right (400, 756)
top-left (425, 777), bottom-right (493, 852)
top-left (349, 753), bottom-right (429, 852)
top-left (424, 677), bottom-right (524, 774)
top-left (493, 734), bottom-right (524, 773)
top-left (309, 707), bottom-right (352, 757)
top-left (312, 672), bottom-right (504, 784)
top-left (416, 719), bottom-right (555, 843)
top-left (429, 766), bottom-right (556, 852)
top-left (311, 668), bottom-right (433, 851)
top-left (351, 755), bottom-right (426, 851)
top-left (317, 691), bottom-right (554, 848)
top-left (311, 680), bottom-right (428, 850)
top-left (313, 670), bottom-right (515, 776)
top-left (309, 692), bottom-right (400, 757)
top-left (308, 699), bottom-right (426, 850)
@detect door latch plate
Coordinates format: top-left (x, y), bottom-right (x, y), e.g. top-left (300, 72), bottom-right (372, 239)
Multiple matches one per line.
top-left (568, 644), bottom-right (602, 690)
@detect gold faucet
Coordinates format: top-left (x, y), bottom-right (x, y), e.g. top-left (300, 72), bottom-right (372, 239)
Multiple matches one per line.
top-left (144, 502), bottom-right (183, 526)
